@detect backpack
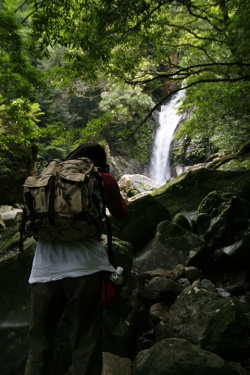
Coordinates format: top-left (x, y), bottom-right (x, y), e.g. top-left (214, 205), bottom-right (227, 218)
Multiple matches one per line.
top-left (19, 157), bottom-right (113, 261)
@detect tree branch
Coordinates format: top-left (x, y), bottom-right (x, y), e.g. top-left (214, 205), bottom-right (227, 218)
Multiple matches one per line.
top-left (14, 0), bottom-right (30, 13)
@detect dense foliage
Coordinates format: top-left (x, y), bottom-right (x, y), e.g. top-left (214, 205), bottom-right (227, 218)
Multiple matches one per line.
top-left (1, 0), bottom-right (250, 161)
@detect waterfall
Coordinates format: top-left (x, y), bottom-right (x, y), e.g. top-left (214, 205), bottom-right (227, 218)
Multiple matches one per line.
top-left (149, 90), bottom-right (184, 185)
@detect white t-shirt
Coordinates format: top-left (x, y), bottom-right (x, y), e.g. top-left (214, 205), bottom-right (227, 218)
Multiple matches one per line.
top-left (29, 238), bottom-right (115, 283)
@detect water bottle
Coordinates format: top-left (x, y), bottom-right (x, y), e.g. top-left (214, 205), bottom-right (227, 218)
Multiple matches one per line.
top-left (109, 267), bottom-right (124, 285)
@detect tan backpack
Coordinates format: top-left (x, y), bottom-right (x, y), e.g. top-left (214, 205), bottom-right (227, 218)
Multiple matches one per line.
top-left (19, 157), bottom-right (106, 245)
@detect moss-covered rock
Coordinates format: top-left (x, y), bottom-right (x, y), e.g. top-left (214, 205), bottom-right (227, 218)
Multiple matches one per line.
top-left (152, 168), bottom-right (250, 218)
top-left (132, 338), bottom-right (241, 375)
top-left (155, 285), bottom-right (250, 362)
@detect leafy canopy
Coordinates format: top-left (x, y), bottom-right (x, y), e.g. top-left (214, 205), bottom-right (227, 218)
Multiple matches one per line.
top-left (2, 0), bottom-right (250, 154)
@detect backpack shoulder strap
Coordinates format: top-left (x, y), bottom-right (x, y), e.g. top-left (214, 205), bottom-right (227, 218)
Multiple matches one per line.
top-left (96, 172), bottom-right (113, 265)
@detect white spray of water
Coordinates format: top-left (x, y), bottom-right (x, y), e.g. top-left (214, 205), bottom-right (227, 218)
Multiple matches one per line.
top-left (149, 90), bottom-right (184, 185)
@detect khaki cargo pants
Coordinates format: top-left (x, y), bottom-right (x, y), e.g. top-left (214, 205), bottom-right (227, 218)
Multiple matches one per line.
top-left (25, 272), bottom-right (103, 375)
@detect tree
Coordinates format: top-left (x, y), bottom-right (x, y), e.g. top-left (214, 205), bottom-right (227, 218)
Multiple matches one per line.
top-left (0, 3), bottom-right (46, 150)
top-left (3, 0), bottom-right (250, 154)
top-left (20, 0), bottom-right (250, 151)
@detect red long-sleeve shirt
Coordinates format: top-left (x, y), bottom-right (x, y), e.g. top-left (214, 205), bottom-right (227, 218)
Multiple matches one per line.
top-left (101, 172), bottom-right (128, 221)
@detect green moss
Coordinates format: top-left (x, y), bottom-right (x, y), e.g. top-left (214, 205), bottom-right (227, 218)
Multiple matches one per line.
top-left (152, 168), bottom-right (250, 218)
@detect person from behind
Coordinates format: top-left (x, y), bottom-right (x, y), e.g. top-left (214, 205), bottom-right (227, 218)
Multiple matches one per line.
top-left (24, 142), bottom-right (128, 375)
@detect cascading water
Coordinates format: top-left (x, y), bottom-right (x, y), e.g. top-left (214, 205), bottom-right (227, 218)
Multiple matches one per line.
top-left (149, 90), bottom-right (184, 185)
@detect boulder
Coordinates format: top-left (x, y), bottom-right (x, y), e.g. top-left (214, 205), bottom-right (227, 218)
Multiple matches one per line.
top-left (0, 205), bottom-right (22, 228)
top-left (132, 338), bottom-right (241, 375)
top-left (133, 220), bottom-right (209, 273)
top-left (118, 174), bottom-right (160, 200)
top-left (152, 168), bottom-right (250, 218)
top-left (108, 155), bottom-right (147, 180)
top-left (110, 195), bottom-right (171, 253)
top-left (140, 277), bottom-right (184, 307)
top-left (195, 191), bottom-right (250, 250)
top-left (155, 285), bottom-right (250, 361)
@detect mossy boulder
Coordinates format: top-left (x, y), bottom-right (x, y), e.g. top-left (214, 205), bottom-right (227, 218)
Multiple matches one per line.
top-left (195, 191), bottom-right (250, 251)
top-left (132, 338), bottom-right (242, 375)
top-left (155, 285), bottom-right (250, 361)
top-left (109, 195), bottom-right (171, 254)
top-left (152, 168), bottom-right (250, 218)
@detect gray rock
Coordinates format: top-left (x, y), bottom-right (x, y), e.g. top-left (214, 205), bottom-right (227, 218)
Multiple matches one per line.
top-left (141, 277), bottom-right (184, 307)
top-left (119, 174), bottom-right (160, 200)
top-left (176, 278), bottom-right (191, 288)
top-left (132, 338), bottom-right (241, 375)
top-left (195, 191), bottom-right (250, 254)
top-left (155, 285), bottom-right (250, 361)
top-left (0, 208), bottom-right (22, 228)
top-left (102, 352), bottom-right (132, 375)
top-left (133, 220), bottom-right (208, 273)
top-left (152, 169), bottom-right (250, 220)
top-left (200, 279), bottom-right (217, 293)
top-left (216, 288), bottom-right (231, 298)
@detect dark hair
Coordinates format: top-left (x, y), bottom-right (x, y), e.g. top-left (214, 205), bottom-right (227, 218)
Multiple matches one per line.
top-left (65, 143), bottom-right (107, 170)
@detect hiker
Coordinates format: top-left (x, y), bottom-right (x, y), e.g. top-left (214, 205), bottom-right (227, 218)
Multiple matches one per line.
top-left (24, 143), bottom-right (128, 375)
